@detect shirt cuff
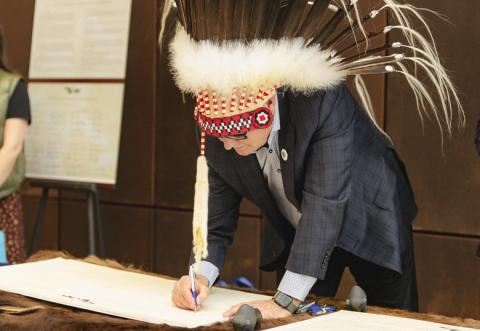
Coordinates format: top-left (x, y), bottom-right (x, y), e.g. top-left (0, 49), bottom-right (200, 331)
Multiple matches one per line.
top-left (278, 270), bottom-right (317, 301)
top-left (191, 261), bottom-right (219, 288)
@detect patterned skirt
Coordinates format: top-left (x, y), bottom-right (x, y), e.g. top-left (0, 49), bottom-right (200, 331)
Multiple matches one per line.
top-left (0, 192), bottom-right (26, 264)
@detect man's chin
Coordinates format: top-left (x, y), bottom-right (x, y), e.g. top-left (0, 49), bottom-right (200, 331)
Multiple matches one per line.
top-left (234, 148), bottom-right (254, 156)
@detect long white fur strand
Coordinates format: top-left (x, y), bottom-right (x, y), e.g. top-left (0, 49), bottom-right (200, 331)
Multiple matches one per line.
top-left (192, 155), bottom-right (209, 270)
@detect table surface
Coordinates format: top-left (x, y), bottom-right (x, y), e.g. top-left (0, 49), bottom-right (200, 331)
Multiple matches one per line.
top-left (0, 251), bottom-right (478, 331)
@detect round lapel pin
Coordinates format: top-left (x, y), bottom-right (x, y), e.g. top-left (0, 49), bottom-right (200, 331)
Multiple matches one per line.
top-left (281, 149), bottom-right (288, 161)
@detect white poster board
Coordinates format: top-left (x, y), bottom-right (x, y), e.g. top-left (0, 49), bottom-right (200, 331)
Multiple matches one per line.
top-left (269, 310), bottom-right (477, 331)
top-left (0, 258), bottom-right (270, 328)
top-left (26, 83), bottom-right (124, 184)
top-left (29, 0), bottom-right (132, 79)
top-left (26, 0), bottom-right (132, 184)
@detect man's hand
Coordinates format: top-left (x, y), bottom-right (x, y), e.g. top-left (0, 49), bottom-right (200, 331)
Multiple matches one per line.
top-left (223, 298), bottom-right (301, 320)
top-left (172, 274), bottom-right (209, 310)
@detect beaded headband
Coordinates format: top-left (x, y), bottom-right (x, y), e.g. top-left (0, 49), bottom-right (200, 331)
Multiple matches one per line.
top-left (193, 87), bottom-right (276, 137)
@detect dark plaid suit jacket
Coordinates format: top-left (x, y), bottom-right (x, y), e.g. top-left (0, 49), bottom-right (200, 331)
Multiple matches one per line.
top-left (203, 85), bottom-right (417, 280)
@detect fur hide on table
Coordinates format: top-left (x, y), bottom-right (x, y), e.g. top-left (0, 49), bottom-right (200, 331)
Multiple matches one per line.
top-left (0, 251), bottom-right (478, 331)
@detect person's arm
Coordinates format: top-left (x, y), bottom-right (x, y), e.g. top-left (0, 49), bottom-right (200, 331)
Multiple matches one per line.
top-left (277, 270), bottom-right (317, 302)
top-left (0, 79), bottom-right (31, 187)
top-left (0, 118), bottom-right (28, 187)
top-left (173, 159), bottom-right (242, 310)
top-left (278, 86), bottom-right (356, 300)
top-left (191, 260), bottom-right (219, 288)
top-left (6, 80), bottom-right (31, 124)
top-left (194, 164), bottom-right (242, 276)
top-left (224, 86), bottom-right (357, 318)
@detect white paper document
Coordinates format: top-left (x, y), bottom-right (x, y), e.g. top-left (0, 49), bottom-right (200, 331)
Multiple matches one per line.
top-left (0, 258), bottom-right (270, 328)
top-left (269, 310), bottom-right (477, 331)
top-left (29, 0), bottom-right (131, 79)
top-left (26, 83), bottom-right (124, 184)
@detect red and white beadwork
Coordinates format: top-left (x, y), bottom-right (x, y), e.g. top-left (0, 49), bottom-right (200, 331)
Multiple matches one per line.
top-left (253, 108), bottom-right (272, 128)
top-left (195, 86), bottom-right (277, 116)
top-left (192, 85), bottom-right (278, 137)
top-left (195, 106), bottom-right (273, 137)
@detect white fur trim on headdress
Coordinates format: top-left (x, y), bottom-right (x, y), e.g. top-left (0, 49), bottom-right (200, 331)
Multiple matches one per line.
top-left (169, 27), bottom-right (346, 95)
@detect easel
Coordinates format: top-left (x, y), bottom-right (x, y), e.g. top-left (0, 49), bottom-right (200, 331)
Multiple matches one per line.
top-left (28, 180), bottom-right (105, 258)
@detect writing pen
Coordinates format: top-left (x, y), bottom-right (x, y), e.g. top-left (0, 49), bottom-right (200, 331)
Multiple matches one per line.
top-left (294, 301), bottom-right (315, 314)
top-left (189, 265), bottom-right (198, 311)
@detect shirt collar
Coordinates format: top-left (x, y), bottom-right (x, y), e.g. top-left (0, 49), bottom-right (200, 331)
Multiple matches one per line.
top-left (268, 93), bottom-right (281, 146)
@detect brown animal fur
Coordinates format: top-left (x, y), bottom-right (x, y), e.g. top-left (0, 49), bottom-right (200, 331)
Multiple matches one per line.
top-left (0, 250), bottom-right (477, 330)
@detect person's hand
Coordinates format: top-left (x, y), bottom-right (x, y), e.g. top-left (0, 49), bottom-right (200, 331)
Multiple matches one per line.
top-left (172, 274), bottom-right (209, 311)
top-left (223, 298), bottom-right (300, 319)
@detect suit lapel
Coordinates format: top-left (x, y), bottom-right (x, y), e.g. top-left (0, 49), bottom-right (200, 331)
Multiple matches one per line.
top-left (230, 149), bottom-right (293, 238)
top-left (277, 92), bottom-right (300, 209)
top-left (231, 152), bottom-right (269, 204)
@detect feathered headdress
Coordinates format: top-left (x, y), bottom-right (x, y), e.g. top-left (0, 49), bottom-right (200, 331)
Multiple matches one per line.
top-left (161, 0), bottom-right (464, 269)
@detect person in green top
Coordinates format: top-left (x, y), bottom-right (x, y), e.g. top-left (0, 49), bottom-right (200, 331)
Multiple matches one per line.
top-left (0, 27), bottom-right (31, 264)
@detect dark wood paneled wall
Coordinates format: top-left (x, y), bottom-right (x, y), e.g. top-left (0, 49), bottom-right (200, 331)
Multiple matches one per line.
top-left (385, 0), bottom-right (480, 319)
top-left (0, 0), bottom-right (478, 320)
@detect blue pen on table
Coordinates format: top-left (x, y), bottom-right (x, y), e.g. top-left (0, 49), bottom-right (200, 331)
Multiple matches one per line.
top-left (294, 301), bottom-right (316, 314)
top-left (308, 304), bottom-right (337, 316)
top-left (189, 265), bottom-right (198, 310)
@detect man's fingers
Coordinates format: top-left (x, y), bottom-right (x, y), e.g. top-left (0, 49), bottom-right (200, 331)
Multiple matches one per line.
top-left (222, 304), bottom-right (240, 317)
top-left (180, 275), bottom-right (197, 309)
top-left (174, 286), bottom-right (190, 309)
top-left (196, 284), bottom-right (209, 306)
top-left (172, 284), bottom-right (190, 309)
top-left (172, 276), bottom-right (196, 310)
top-left (172, 275), bottom-right (212, 311)
top-left (180, 283), bottom-right (196, 310)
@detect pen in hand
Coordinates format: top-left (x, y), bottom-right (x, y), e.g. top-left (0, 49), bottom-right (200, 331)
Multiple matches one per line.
top-left (189, 265), bottom-right (198, 311)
